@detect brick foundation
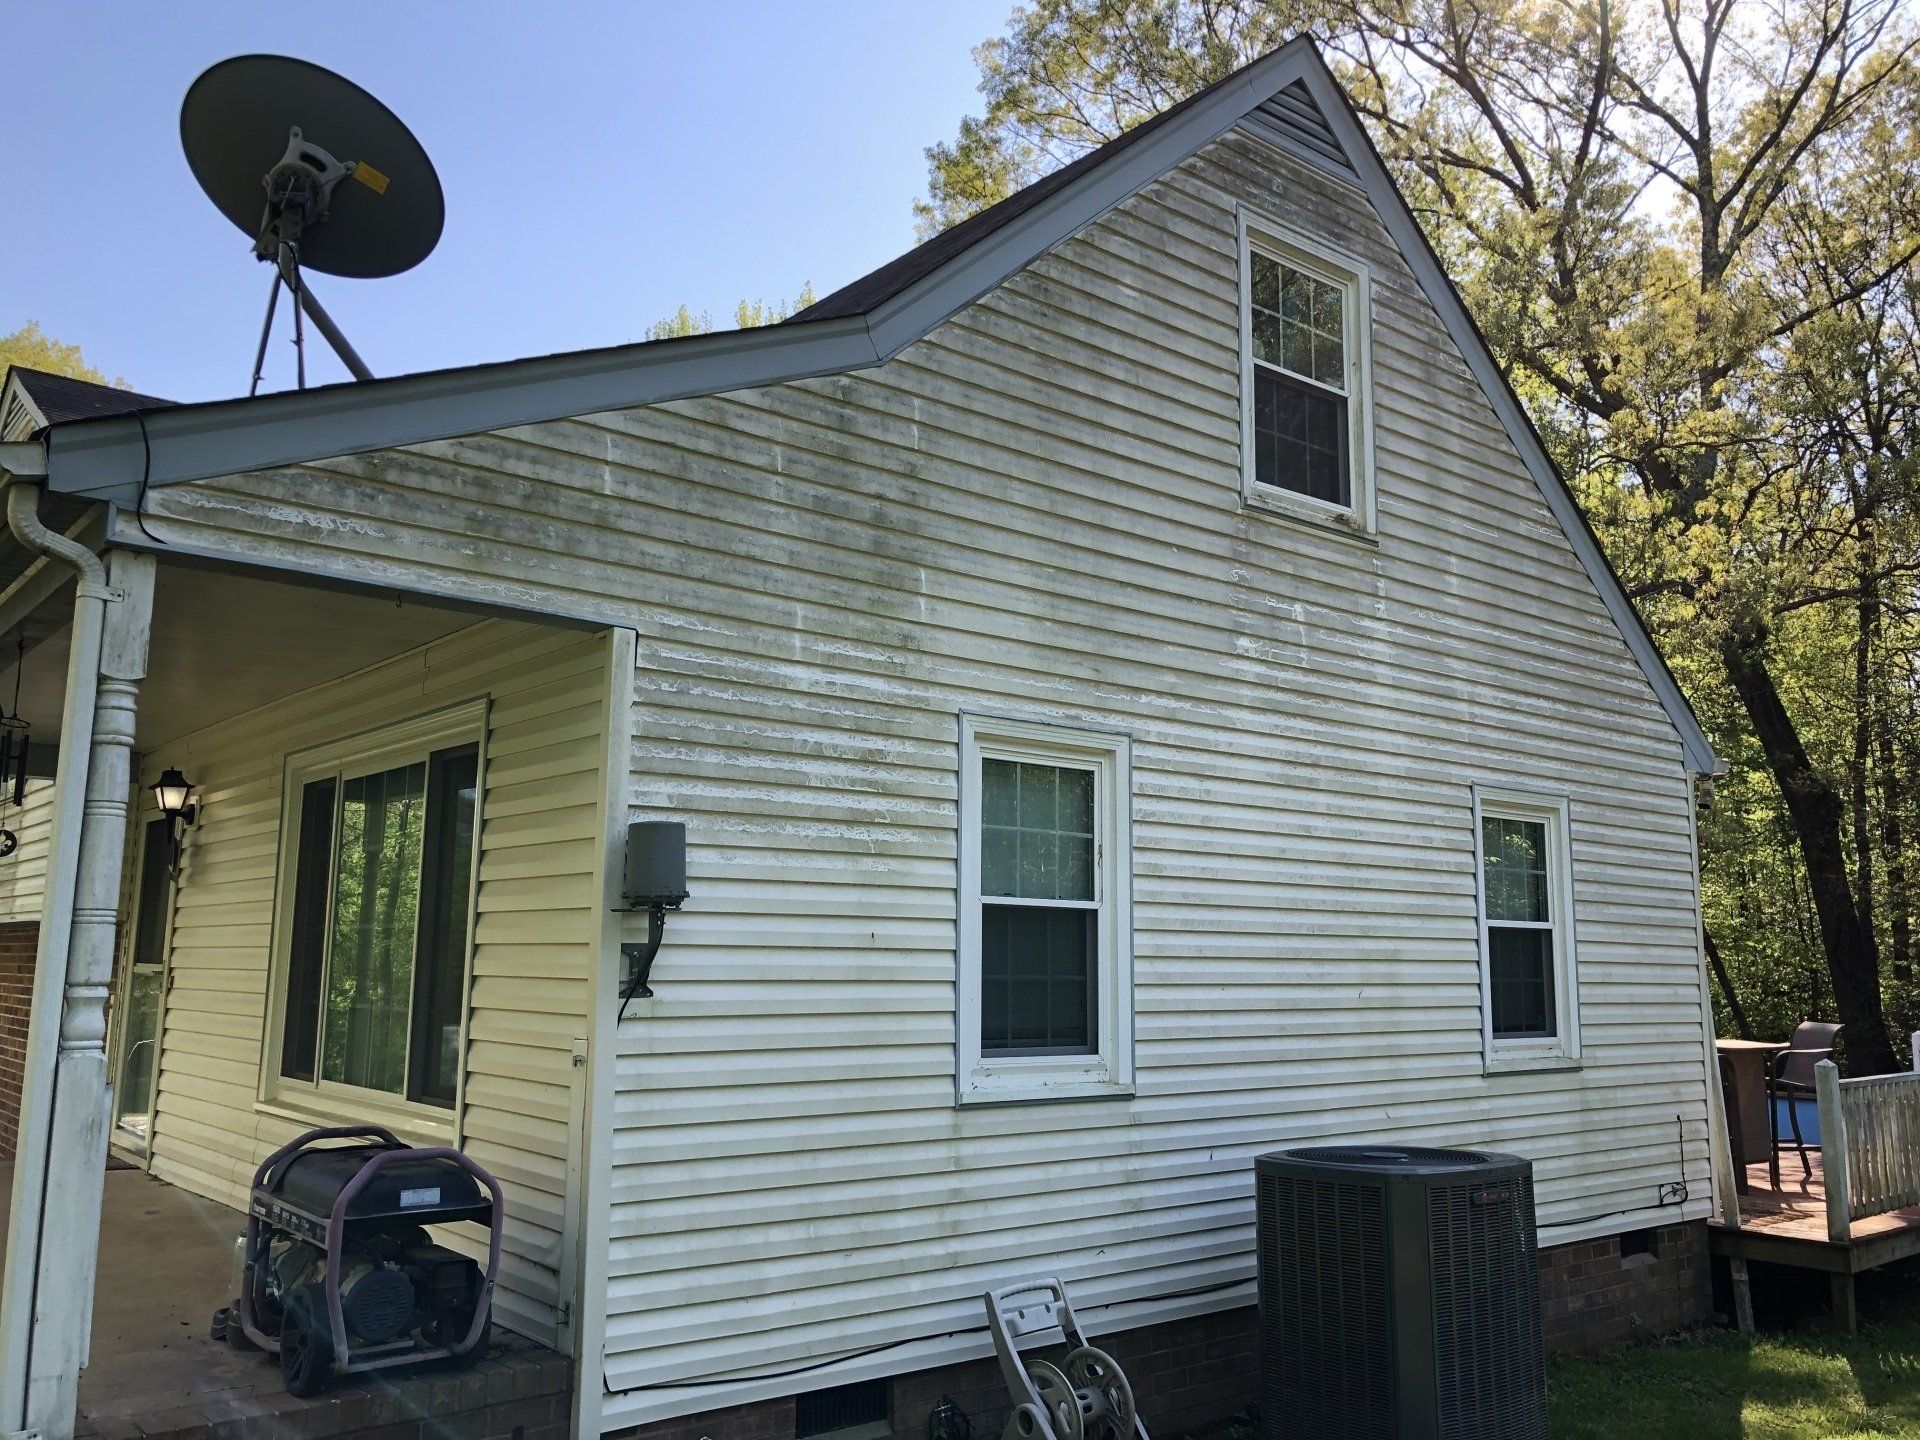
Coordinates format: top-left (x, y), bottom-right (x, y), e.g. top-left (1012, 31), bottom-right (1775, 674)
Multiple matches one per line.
top-left (1537, 1220), bottom-right (1711, 1353)
top-left (0, 920), bottom-right (37, 1161)
top-left (611, 1309), bottom-right (1261, 1440)
top-left (612, 1224), bottom-right (1711, 1440)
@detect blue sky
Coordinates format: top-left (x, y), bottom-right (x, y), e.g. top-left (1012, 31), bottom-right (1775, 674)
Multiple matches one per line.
top-left (5, 3), bottom-right (1009, 401)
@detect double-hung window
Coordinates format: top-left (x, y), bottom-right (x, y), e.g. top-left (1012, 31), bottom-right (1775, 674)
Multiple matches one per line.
top-left (269, 703), bottom-right (485, 1115)
top-left (1473, 787), bottom-right (1580, 1070)
top-left (1238, 211), bottom-right (1374, 531)
top-left (957, 716), bottom-right (1133, 1103)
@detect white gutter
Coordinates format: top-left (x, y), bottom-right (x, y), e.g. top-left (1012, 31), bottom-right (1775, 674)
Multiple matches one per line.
top-left (0, 470), bottom-right (110, 1436)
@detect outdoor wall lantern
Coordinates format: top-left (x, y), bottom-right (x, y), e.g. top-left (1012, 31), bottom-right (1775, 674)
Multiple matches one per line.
top-left (617, 820), bottom-right (688, 1017)
top-left (152, 767), bottom-right (199, 872)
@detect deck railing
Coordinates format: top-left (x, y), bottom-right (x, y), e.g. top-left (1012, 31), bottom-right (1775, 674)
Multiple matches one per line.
top-left (1814, 1059), bottom-right (1920, 1241)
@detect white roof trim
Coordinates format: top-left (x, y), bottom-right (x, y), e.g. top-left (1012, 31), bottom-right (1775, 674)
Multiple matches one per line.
top-left (35, 37), bottom-right (1714, 772)
top-left (1, 374), bottom-right (47, 445)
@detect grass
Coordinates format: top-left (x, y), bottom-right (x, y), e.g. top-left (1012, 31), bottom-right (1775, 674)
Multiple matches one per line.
top-left (1177, 1262), bottom-right (1920, 1439)
top-left (1548, 1263), bottom-right (1920, 1439)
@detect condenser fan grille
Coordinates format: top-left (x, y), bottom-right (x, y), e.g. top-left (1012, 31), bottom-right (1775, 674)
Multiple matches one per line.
top-left (1286, 1145), bottom-right (1491, 1169)
top-left (1258, 1172), bottom-right (1393, 1436)
top-left (1429, 1174), bottom-right (1545, 1440)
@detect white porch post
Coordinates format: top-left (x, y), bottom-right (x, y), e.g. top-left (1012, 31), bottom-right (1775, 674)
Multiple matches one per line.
top-left (0, 543), bottom-right (153, 1440)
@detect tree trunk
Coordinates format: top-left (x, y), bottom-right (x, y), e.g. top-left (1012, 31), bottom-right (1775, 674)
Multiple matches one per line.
top-left (1852, 593), bottom-right (1877, 944)
top-left (1720, 633), bottom-right (1898, 1074)
top-left (1703, 928), bottom-right (1755, 1039)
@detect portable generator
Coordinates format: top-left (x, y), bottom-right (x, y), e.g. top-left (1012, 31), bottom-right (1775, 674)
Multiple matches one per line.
top-left (213, 1124), bottom-right (503, 1396)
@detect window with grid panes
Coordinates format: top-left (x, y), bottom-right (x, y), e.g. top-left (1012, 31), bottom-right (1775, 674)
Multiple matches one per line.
top-left (1481, 813), bottom-right (1556, 1039)
top-left (956, 716), bottom-right (1134, 1103)
top-left (1249, 247), bottom-right (1351, 507)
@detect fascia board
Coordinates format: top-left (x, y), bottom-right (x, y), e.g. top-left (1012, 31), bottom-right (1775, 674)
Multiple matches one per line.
top-left (45, 316), bottom-right (883, 504)
top-left (863, 40), bottom-right (1317, 359)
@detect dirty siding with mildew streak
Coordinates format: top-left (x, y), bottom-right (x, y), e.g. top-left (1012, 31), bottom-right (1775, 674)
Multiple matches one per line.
top-left (123, 123), bottom-right (1708, 1429)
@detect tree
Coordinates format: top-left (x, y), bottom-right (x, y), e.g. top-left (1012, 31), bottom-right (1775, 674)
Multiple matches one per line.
top-left (644, 284), bottom-right (819, 342)
top-left (916, 1), bottom-right (1304, 237)
top-left (921, 0), bottom-right (1920, 1070)
top-left (0, 321), bottom-right (117, 389)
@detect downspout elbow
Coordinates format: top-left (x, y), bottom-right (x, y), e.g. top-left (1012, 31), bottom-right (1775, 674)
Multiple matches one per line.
top-left (7, 480), bottom-right (110, 597)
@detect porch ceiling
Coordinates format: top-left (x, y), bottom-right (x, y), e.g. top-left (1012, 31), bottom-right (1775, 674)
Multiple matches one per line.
top-left (0, 559), bottom-right (476, 755)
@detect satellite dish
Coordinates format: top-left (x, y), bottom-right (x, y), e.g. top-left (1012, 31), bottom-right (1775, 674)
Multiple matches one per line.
top-left (180, 55), bottom-right (445, 390)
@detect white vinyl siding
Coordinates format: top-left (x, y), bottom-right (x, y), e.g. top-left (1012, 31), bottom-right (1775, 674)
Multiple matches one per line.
top-left (137, 620), bottom-right (609, 1345)
top-left (0, 778), bottom-right (56, 922)
top-left (128, 127), bottom-right (1710, 1433)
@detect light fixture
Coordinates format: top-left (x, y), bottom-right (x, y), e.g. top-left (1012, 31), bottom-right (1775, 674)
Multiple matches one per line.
top-left (618, 821), bottom-right (688, 1018)
top-left (152, 767), bottom-right (198, 872)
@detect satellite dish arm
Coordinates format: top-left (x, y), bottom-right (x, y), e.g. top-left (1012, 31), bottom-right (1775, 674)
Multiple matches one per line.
top-left (274, 248), bottom-right (374, 382)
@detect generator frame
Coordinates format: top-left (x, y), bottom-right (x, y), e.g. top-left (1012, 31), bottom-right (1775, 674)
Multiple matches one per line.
top-left (236, 1124), bottom-right (504, 1377)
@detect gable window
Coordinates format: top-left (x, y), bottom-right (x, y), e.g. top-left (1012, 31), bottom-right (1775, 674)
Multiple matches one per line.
top-left (268, 703), bottom-right (485, 1115)
top-left (957, 715), bottom-right (1133, 1103)
top-left (1473, 787), bottom-right (1580, 1070)
top-left (1238, 210), bottom-right (1374, 531)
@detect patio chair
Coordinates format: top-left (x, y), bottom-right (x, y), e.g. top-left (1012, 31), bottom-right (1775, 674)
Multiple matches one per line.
top-left (1767, 1021), bottom-right (1842, 1187)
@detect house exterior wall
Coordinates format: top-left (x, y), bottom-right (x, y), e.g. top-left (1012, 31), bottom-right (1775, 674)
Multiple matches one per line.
top-left (0, 921), bottom-right (37, 1159)
top-left (131, 618), bottom-right (611, 1345)
top-left (122, 125), bottom-right (1715, 1430)
top-left (607, 1222), bottom-right (1711, 1440)
top-left (1538, 1219), bottom-right (1711, 1352)
top-left (0, 778), bottom-right (56, 923)
top-left (0, 783), bottom-right (65, 1159)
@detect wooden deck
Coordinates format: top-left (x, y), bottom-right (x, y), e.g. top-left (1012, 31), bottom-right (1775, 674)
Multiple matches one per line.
top-left (1709, 1153), bottom-right (1920, 1330)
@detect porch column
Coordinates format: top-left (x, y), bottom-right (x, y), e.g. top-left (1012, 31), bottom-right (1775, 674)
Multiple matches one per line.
top-left (14, 548), bottom-right (153, 1440)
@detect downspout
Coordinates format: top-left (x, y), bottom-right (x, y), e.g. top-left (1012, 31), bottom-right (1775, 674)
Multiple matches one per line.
top-left (0, 472), bottom-right (112, 1437)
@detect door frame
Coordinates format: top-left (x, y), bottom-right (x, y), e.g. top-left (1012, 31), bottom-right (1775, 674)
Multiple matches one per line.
top-left (107, 806), bottom-right (175, 1167)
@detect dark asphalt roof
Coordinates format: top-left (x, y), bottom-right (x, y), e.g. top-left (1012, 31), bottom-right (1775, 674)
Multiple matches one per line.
top-left (6, 367), bottom-right (173, 426)
top-left (789, 65), bottom-right (1239, 324)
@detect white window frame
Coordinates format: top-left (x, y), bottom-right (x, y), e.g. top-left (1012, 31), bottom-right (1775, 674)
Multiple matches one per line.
top-left (1236, 205), bottom-right (1377, 537)
top-left (258, 699), bottom-right (488, 1139)
top-left (1472, 785), bottom-right (1581, 1073)
top-left (956, 714), bottom-right (1134, 1105)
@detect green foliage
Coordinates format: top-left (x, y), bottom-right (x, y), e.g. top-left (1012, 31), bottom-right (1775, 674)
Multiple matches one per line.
top-left (0, 321), bottom-right (116, 389)
top-left (916, 0), bottom-right (1307, 237)
top-left (644, 284), bottom-right (819, 342)
top-left (644, 305), bottom-right (714, 342)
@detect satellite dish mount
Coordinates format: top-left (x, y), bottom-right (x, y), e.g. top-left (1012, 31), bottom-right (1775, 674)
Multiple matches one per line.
top-left (181, 55), bottom-right (445, 394)
top-left (250, 128), bottom-right (378, 391)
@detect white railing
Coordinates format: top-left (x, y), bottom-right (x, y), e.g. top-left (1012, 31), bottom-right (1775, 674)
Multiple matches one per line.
top-left (1815, 1058), bottom-right (1920, 1242)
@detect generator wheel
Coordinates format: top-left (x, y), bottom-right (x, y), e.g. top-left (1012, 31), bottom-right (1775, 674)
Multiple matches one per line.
top-left (279, 1283), bottom-right (334, 1398)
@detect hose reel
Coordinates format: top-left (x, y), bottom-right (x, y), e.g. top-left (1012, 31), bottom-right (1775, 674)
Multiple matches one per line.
top-left (986, 1279), bottom-right (1148, 1440)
